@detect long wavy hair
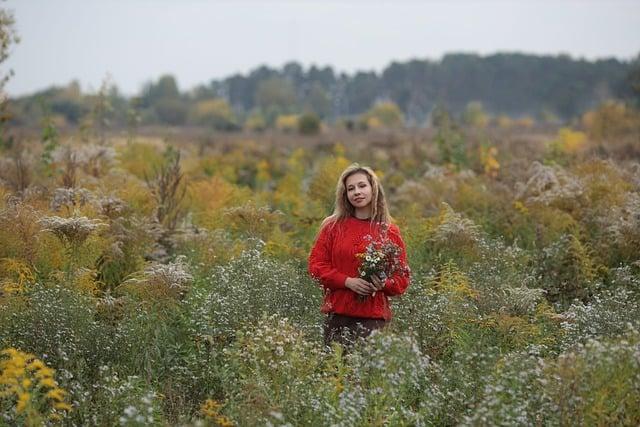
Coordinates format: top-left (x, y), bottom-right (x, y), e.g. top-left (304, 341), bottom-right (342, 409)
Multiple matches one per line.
top-left (321, 163), bottom-right (391, 230)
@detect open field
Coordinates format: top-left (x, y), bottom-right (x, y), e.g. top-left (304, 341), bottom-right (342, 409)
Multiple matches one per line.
top-left (1, 110), bottom-right (640, 425)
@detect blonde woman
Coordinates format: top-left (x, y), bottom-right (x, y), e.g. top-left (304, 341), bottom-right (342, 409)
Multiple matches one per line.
top-left (308, 163), bottom-right (411, 349)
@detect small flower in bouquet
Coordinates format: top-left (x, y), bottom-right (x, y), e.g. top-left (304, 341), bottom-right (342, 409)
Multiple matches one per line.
top-left (355, 223), bottom-right (407, 301)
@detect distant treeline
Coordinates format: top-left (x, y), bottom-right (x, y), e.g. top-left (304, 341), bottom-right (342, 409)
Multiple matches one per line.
top-left (8, 52), bottom-right (640, 130)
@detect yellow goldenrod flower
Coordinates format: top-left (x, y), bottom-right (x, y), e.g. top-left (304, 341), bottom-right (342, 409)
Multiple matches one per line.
top-left (46, 388), bottom-right (66, 401)
top-left (34, 367), bottom-right (55, 379)
top-left (16, 392), bottom-right (30, 414)
top-left (200, 398), bottom-right (222, 418)
top-left (53, 401), bottom-right (73, 411)
top-left (216, 415), bottom-right (235, 427)
top-left (1, 348), bottom-right (71, 422)
top-left (1, 348), bottom-right (17, 357)
top-left (27, 359), bottom-right (45, 371)
top-left (38, 377), bottom-right (56, 388)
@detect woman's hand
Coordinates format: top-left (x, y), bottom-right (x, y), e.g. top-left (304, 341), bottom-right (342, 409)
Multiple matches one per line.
top-left (370, 274), bottom-right (386, 290)
top-left (345, 277), bottom-right (375, 296)
top-left (370, 274), bottom-right (386, 296)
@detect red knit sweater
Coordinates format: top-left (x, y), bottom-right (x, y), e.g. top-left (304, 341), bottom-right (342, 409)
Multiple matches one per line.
top-left (308, 216), bottom-right (411, 320)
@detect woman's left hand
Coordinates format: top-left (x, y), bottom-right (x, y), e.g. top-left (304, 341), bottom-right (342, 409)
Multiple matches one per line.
top-left (370, 274), bottom-right (386, 296)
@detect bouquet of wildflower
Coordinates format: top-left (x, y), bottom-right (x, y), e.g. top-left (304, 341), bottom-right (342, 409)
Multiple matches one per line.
top-left (355, 223), bottom-right (407, 301)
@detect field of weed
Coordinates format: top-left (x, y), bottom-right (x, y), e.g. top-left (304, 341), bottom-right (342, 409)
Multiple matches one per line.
top-left (1, 111), bottom-right (639, 425)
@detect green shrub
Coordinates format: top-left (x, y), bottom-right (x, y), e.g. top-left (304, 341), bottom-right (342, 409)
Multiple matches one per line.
top-left (71, 365), bottom-right (164, 426)
top-left (537, 234), bottom-right (598, 307)
top-left (221, 315), bottom-right (328, 425)
top-left (546, 333), bottom-right (640, 425)
top-left (560, 288), bottom-right (640, 351)
top-left (297, 113), bottom-right (321, 135)
top-left (0, 283), bottom-right (110, 380)
top-left (464, 348), bottom-right (551, 425)
top-left (185, 245), bottom-right (323, 345)
top-left (340, 331), bottom-right (431, 426)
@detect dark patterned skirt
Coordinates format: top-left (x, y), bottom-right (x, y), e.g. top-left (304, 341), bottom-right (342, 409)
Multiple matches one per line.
top-left (324, 313), bottom-right (387, 350)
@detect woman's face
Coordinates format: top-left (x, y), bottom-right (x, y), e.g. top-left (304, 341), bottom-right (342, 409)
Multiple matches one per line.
top-left (345, 172), bottom-right (373, 209)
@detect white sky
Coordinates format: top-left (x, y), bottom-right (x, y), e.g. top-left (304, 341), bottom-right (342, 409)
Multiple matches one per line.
top-left (3, 0), bottom-right (640, 97)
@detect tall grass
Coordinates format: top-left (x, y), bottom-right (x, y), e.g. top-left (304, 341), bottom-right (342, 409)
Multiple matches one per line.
top-left (1, 119), bottom-right (639, 424)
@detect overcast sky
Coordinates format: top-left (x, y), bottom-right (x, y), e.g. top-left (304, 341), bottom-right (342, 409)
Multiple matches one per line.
top-left (3, 0), bottom-right (640, 97)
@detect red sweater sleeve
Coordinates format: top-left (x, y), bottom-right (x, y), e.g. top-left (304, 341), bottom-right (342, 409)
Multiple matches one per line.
top-left (382, 224), bottom-right (411, 296)
top-left (308, 223), bottom-right (348, 290)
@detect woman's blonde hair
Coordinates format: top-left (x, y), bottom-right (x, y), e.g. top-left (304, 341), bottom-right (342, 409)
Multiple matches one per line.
top-left (321, 163), bottom-right (391, 229)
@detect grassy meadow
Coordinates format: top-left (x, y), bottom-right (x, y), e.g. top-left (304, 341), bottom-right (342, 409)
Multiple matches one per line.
top-left (1, 103), bottom-right (640, 425)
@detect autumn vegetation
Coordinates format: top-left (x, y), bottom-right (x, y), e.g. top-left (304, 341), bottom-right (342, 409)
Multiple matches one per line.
top-left (0, 95), bottom-right (639, 425)
top-left (2, 6), bottom-right (640, 425)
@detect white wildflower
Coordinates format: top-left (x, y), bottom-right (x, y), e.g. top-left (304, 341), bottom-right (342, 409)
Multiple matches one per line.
top-left (516, 161), bottom-right (584, 206)
top-left (38, 215), bottom-right (105, 244)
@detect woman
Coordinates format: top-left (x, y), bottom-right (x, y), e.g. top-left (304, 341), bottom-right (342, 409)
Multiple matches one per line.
top-left (308, 163), bottom-right (411, 349)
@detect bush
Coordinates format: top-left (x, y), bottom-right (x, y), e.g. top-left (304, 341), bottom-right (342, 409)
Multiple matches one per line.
top-left (545, 333), bottom-right (640, 425)
top-left (420, 348), bottom-right (502, 424)
top-left (154, 98), bottom-right (187, 126)
top-left (462, 101), bottom-right (489, 129)
top-left (275, 114), bottom-right (298, 132)
top-left (559, 287), bottom-right (640, 351)
top-left (70, 365), bottom-right (163, 426)
top-left (464, 348), bottom-right (551, 426)
top-left (185, 245), bottom-right (322, 345)
top-left (297, 113), bottom-right (321, 135)
top-left (189, 98), bottom-right (238, 131)
top-left (392, 272), bottom-right (455, 357)
top-left (420, 202), bottom-right (484, 267)
top-left (221, 315), bottom-right (327, 425)
top-left (244, 111), bottom-right (267, 132)
top-left (537, 234), bottom-right (598, 307)
top-left (339, 331), bottom-right (431, 425)
top-left (0, 283), bottom-right (110, 378)
top-left (360, 101), bottom-right (404, 129)
top-left (582, 101), bottom-right (640, 141)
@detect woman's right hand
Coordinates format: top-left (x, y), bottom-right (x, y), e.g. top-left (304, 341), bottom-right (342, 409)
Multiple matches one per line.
top-left (345, 277), bottom-right (374, 295)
